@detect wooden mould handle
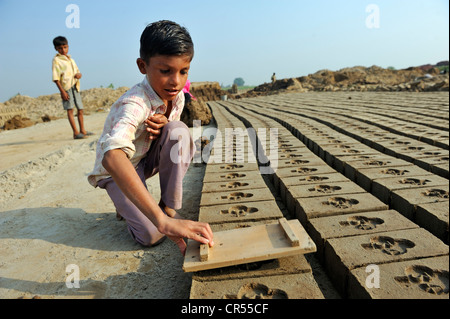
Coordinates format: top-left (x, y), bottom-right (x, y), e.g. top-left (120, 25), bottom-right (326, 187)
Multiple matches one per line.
top-left (278, 218), bottom-right (300, 247)
top-left (200, 243), bottom-right (209, 261)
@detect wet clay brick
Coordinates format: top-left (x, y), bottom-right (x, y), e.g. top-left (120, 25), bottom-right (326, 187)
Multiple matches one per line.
top-left (331, 153), bottom-right (388, 173)
top-left (286, 181), bottom-right (367, 214)
top-left (202, 170), bottom-right (263, 184)
top-left (324, 228), bottom-right (449, 296)
top-left (390, 185), bottom-right (449, 220)
top-left (416, 201), bottom-right (449, 244)
top-left (192, 254), bottom-right (311, 282)
top-left (201, 177), bottom-right (268, 193)
top-left (295, 192), bottom-right (388, 225)
top-left (343, 157), bottom-right (413, 181)
top-left (198, 200), bottom-right (283, 224)
top-left (307, 210), bottom-right (419, 262)
top-left (371, 174), bottom-right (449, 205)
top-left (347, 255), bottom-right (449, 299)
top-left (278, 173), bottom-right (351, 205)
top-left (355, 165), bottom-right (433, 192)
top-left (190, 273), bottom-right (327, 299)
top-left (200, 187), bottom-right (274, 207)
top-left (204, 162), bottom-right (260, 175)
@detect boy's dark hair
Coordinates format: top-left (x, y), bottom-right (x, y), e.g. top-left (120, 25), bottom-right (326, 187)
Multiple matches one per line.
top-left (53, 36), bottom-right (68, 48)
top-left (140, 20), bottom-right (194, 63)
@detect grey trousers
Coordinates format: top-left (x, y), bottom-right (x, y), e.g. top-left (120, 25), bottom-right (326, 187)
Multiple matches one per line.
top-left (98, 121), bottom-right (195, 246)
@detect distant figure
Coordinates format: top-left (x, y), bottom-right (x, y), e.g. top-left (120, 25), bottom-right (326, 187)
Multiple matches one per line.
top-left (271, 72), bottom-right (276, 84)
top-left (182, 79), bottom-right (196, 105)
top-left (52, 36), bottom-right (93, 139)
top-left (231, 83), bottom-right (238, 94)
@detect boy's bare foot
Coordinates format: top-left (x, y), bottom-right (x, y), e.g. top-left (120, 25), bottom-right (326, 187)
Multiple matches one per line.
top-left (159, 201), bottom-right (182, 219)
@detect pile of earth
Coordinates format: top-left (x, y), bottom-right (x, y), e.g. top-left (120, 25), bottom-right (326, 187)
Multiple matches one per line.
top-left (180, 82), bottom-right (227, 127)
top-left (0, 82), bottom-right (223, 130)
top-left (235, 65), bottom-right (449, 98)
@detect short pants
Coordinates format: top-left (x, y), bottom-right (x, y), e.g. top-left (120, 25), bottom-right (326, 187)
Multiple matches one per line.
top-left (62, 85), bottom-right (84, 110)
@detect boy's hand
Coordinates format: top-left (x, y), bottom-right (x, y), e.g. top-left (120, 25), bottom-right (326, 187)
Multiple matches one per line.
top-left (158, 216), bottom-right (214, 255)
top-left (61, 91), bottom-right (70, 101)
top-left (144, 114), bottom-right (168, 140)
top-left (74, 73), bottom-right (82, 79)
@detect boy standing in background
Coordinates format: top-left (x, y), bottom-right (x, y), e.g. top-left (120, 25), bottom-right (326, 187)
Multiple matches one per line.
top-left (52, 36), bottom-right (92, 139)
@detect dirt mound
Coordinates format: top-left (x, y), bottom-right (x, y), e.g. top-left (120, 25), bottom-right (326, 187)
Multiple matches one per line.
top-left (0, 87), bottom-right (129, 129)
top-left (180, 82), bottom-right (227, 127)
top-left (3, 115), bottom-right (34, 130)
top-left (236, 65), bottom-right (449, 98)
top-left (190, 82), bottom-right (227, 102)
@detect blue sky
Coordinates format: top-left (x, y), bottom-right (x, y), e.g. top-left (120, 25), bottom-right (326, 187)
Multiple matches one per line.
top-left (0, 0), bottom-right (448, 102)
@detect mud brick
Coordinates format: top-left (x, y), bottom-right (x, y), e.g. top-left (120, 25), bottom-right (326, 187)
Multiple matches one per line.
top-left (364, 133), bottom-right (405, 151)
top-left (416, 201), bottom-right (449, 244)
top-left (200, 187), bottom-right (274, 207)
top-left (414, 153), bottom-right (449, 172)
top-left (276, 156), bottom-right (327, 169)
top-left (371, 173), bottom-right (449, 205)
top-left (431, 163), bottom-right (449, 179)
top-left (344, 157), bottom-right (413, 181)
top-left (390, 185), bottom-right (449, 220)
top-left (319, 143), bottom-right (378, 166)
top-left (202, 170), bottom-right (263, 184)
top-left (383, 142), bottom-right (442, 159)
top-left (277, 150), bottom-right (317, 162)
top-left (287, 181), bottom-right (367, 215)
top-left (295, 192), bottom-right (389, 225)
top-left (190, 273), bottom-right (327, 299)
top-left (198, 200), bottom-right (283, 224)
top-left (348, 256), bottom-right (449, 299)
top-left (377, 138), bottom-right (422, 153)
top-left (202, 177), bottom-right (268, 193)
top-left (192, 254), bottom-right (312, 282)
top-left (331, 152), bottom-right (386, 173)
top-left (307, 210), bottom-right (419, 262)
top-left (279, 173), bottom-right (351, 205)
top-left (323, 228), bottom-right (449, 297)
top-left (273, 165), bottom-right (337, 193)
top-left (355, 165), bottom-right (433, 192)
top-left (204, 162), bottom-right (260, 175)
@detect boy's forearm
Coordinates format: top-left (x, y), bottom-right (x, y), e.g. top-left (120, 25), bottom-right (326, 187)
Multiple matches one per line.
top-left (102, 149), bottom-right (167, 228)
top-left (53, 80), bottom-right (66, 94)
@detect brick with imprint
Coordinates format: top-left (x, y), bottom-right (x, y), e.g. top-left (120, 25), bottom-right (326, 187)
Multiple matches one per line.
top-left (416, 201), bottom-right (449, 244)
top-left (202, 177), bottom-right (268, 193)
top-left (202, 170), bottom-right (263, 184)
top-left (391, 185), bottom-right (449, 220)
top-left (323, 228), bottom-right (449, 296)
top-left (344, 157), bottom-right (413, 181)
top-left (307, 210), bottom-right (419, 262)
top-left (371, 174), bottom-right (449, 204)
top-left (294, 192), bottom-right (388, 224)
top-left (190, 273), bottom-right (328, 299)
top-left (200, 187), bottom-right (274, 207)
top-left (355, 165), bottom-right (433, 192)
top-left (198, 200), bottom-right (283, 224)
top-left (347, 255), bottom-right (449, 299)
top-left (279, 173), bottom-right (351, 205)
top-left (204, 162), bottom-right (260, 175)
top-left (286, 181), bottom-right (367, 215)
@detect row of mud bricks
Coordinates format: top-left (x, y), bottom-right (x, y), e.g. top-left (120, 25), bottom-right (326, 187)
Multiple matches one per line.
top-left (189, 92), bottom-right (449, 299)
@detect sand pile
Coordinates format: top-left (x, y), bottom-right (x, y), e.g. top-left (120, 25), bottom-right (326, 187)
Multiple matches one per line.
top-left (236, 65), bottom-right (449, 98)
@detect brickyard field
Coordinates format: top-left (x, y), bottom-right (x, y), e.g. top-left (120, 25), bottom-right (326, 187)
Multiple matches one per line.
top-left (0, 90), bottom-right (448, 299)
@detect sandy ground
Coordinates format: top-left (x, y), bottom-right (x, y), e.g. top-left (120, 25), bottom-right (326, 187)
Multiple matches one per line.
top-left (0, 112), bottom-right (206, 299)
